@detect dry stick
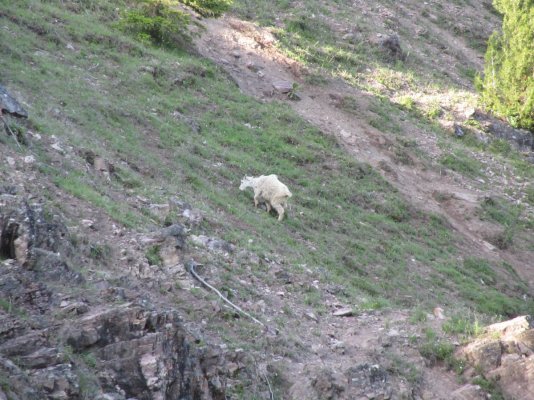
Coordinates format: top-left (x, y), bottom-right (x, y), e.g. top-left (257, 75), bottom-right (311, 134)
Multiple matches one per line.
top-left (263, 370), bottom-right (274, 400)
top-left (255, 362), bottom-right (275, 400)
top-left (1, 115), bottom-right (23, 151)
top-left (187, 261), bottom-right (265, 327)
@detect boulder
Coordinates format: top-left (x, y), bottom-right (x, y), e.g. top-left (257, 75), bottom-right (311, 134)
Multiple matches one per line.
top-left (0, 85), bottom-right (28, 118)
top-left (458, 315), bottom-right (534, 400)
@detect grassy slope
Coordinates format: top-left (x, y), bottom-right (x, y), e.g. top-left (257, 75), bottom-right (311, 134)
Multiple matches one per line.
top-left (0, 0), bottom-right (531, 324)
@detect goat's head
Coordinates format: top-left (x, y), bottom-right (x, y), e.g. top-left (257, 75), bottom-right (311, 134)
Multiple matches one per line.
top-left (239, 176), bottom-right (254, 191)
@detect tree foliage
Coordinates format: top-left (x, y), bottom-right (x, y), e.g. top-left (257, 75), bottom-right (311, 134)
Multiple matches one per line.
top-left (477, 0), bottom-right (534, 131)
top-left (181, 0), bottom-right (233, 17)
top-left (119, 0), bottom-right (232, 47)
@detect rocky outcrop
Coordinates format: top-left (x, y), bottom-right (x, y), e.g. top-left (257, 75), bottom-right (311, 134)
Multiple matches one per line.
top-left (0, 300), bottom-right (228, 399)
top-left (457, 316), bottom-right (534, 400)
top-left (0, 196), bottom-right (81, 283)
top-left (474, 111), bottom-right (534, 153)
top-left (0, 84), bottom-right (28, 118)
top-left (0, 199), bottom-right (228, 399)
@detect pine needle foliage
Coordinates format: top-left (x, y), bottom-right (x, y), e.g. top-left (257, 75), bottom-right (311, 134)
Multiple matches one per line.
top-left (476, 0), bottom-right (534, 131)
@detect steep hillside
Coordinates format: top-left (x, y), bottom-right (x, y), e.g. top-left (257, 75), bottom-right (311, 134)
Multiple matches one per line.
top-left (1, 0), bottom-right (533, 399)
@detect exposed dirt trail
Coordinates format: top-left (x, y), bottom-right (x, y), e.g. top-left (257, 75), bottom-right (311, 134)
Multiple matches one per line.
top-left (195, 16), bottom-right (534, 289)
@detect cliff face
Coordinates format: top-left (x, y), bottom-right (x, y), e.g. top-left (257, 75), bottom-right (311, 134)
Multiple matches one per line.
top-left (0, 196), bottom-right (228, 400)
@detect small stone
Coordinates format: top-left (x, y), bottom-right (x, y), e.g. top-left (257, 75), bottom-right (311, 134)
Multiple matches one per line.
top-left (433, 307), bottom-right (445, 319)
top-left (51, 142), bottom-right (64, 153)
top-left (387, 329), bottom-right (400, 337)
top-left (272, 80), bottom-right (293, 93)
top-left (81, 219), bottom-right (94, 228)
top-left (454, 123), bottom-right (465, 137)
top-left (333, 308), bottom-right (355, 317)
top-left (6, 157), bottom-right (15, 166)
top-left (305, 312), bottom-right (319, 322)
top-left (23, 155), bottom-right (35, 164)
top-left (464, 107), bottom-right (476, 119)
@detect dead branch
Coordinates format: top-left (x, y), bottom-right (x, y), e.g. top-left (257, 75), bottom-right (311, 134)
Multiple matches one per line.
top-left (186, 260), bottom-right (265, 327)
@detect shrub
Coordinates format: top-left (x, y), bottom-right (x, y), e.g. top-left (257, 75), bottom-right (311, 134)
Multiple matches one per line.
top-left (181, 0), bottom-right (232, 17)
top-left (119, 0), bottom-right (232, 47)
top-left (119, 0), bottom-right (191, 47)
top-left (476, 0), bottom-right (534, 130)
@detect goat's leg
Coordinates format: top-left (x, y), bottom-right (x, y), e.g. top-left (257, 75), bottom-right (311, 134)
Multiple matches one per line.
top-left (273, 204), bottom-right (285, 221)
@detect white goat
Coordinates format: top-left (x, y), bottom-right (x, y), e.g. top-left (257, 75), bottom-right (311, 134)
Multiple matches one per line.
top-left (239, 175), bottom-right (292, 221)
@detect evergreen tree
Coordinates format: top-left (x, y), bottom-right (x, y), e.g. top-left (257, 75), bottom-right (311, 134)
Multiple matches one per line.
top-left (477, 0), bottom-right (534, 131)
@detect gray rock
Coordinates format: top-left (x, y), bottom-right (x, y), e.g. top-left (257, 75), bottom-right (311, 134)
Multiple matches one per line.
top-left (454, 123), bottom-right (465, 137)
top-left (182, 208), bottom-right (203, 226)
top-left (474, 110), bottom-right (534, 152)
top-left (190, 235), bottom-right (235, 254)
top-left (0, 356), bottom-right (45, 399)
top-left (0, 85), bottom-right (28, 118)
top-left (272, 80), bottom-right (294, 94)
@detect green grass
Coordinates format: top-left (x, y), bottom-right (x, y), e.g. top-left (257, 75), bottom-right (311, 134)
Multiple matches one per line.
top-left (439, 150), bottom-right (484, 178)
top-left (442, 313), bottom-right (484, 337)
top-left (0, 0), bottom-right (530, 320)
top-left (145, 245), bottom-right (163, 266)
top-left (472, 376), bottom-right (505, 400)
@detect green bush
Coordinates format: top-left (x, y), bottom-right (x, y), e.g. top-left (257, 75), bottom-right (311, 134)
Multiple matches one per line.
top-left (119, 0), bottom-right (191, 47)
top-left (119, 0), bottom-right (232, 47)
top-left (181, 0), bottom-right (232, 17)
top-left (476, 0), bottom-right (534, 130)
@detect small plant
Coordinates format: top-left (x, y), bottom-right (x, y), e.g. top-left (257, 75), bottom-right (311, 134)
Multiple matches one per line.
top-left (0, 298), bottom-right (13, 314)
top-left (62, 344), bottom-right (75, 363)
top-left (426, 104), bottom-right (442, 120)
top-left (89, 244), bottom-right (111, 262)
top-left (397, 95), bottom-right (415, 111)
top-left (442, 313), bottom-right (484, 338)
top-left (81, 352), bottom-right (98, 368)
top-left (145, 245), bottom-right (163, 266)
top-left (287, 82), bottom-right (300, 101)
top-left (472, 376), bottom-right (505, 400)
top-left (409, 307), bottom-right (428, 324)
top-left (418, 327), bottom-right (466, 372)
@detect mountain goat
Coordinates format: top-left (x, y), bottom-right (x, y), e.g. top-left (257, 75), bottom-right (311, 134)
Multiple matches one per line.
top-left (239, 175), bottom-right (292, 221)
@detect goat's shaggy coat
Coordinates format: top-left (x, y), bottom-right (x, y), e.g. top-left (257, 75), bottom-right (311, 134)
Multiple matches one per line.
top-left (239, 175), bottom-right (292, 221)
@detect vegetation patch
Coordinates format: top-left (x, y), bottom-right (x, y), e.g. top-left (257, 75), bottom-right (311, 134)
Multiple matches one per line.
top-left (0, 0), bottom-right (531, 345)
